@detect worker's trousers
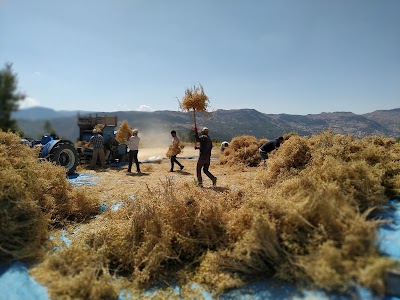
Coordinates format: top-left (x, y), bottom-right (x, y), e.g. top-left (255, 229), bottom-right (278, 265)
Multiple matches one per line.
top-left (170, 155), bottom-right (183, 171)
top-left (91, 148), bottom-right (106, 168)
top-left (128, 150), bottom-right (140, 172)
top-left (196, 157), bottom-right (215, 184)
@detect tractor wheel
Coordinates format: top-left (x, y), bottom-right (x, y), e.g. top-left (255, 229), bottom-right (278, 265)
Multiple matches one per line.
top-left (50, 142), bottom-right (79, 175)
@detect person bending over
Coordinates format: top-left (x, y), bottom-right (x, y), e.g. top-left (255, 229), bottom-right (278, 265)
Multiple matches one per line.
top-left (259, 136), bottom-right (284, 168)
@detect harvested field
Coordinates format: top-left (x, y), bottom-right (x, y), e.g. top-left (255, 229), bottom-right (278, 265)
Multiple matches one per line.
top-left (1, 131), bottom-right (400, 299)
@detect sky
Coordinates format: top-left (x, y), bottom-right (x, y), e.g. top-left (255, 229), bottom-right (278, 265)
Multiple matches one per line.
top-left (1, 0), bottom-right (399, 115)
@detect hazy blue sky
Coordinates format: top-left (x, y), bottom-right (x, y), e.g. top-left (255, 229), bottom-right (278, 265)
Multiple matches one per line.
top-left (1, 0), bottom-right (399, 115)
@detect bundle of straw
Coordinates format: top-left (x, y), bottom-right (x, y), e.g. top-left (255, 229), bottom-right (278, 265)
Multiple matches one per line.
top-left (115, 120), bottom-right (133, 143)
top-left (179, 83), bottom-right (209, 139)
top-left (166, 143), bottom-right (184, 158)
top-left (94, 124), bottom-right (105, 132)
top-left (179, 83), bottom-right (209, 112)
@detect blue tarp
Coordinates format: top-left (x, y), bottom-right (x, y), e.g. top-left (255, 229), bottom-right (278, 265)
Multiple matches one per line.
top-left (67, 173), bottom-right (98, 186)
top-left (0, 262), bottom-right (50, 300)
top-left (378, 200), bottom-right (400, 260)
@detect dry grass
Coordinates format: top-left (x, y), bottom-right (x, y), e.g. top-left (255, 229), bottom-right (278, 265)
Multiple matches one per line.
top-left (115, 120), bottom-right (133, 143)
top-left (179, 83), bottom-right (209, 112)
top-left (165, 143), bottom-right (185, 158)
top-left (2, 130), bottom-right (400, 299)
top-left (0, 131), bottom-right (99, 264)
top-left (219, 135), bottom-right (266, 167)
top-left (30, 245), bottom-right (118, 299)
top-left (94, 124), bottom-right (105, 132)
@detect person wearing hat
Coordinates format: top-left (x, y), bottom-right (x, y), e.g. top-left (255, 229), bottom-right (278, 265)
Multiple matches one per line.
top-left (126, 128), bottom-right (141, 173)
top-left (88, 128), bottom-right (106, 169)
top-left (194, 126), bottom-right (217, 187)
top-left (220, 141), bottom-right (229, 153)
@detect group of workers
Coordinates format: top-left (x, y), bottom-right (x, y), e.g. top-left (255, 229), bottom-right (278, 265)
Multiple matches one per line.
top-left (88, 127), bottom-right (284, 187)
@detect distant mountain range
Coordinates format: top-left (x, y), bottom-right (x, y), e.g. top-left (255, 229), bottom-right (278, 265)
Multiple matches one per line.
top-left (12, 106), bottom-right (400, 142)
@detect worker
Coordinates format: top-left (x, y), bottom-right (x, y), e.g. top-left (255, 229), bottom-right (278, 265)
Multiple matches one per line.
top-left (104, 132), bottom-right (119, 164)
top-left (220, 141), bottom-right (229, 153)
top-left (169, 130), bottom-right (184, 172)
top-left (126, 129), bottom-right (141, 173)
top-left (259, 136), bottom-right (284, 169)
top-left (88, 129), bottom-right (106, 169)
top-left (194, 127), bottom-right (217, 187)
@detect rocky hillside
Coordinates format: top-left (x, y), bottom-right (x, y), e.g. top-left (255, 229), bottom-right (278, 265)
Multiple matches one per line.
top-left (13, 107), bottom-right (400, 142)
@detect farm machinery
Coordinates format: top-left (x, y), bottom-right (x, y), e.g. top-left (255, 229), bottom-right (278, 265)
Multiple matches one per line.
top-left (22, 114), bottom-right (128, 175)
top-left (24, 135), bottom-right (80, 175)
top-left (76, 114), bottom-right (128, 164)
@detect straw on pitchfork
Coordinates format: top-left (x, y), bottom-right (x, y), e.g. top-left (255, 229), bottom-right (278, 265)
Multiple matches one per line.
top-left (179, 84), bottom-right (209, 146)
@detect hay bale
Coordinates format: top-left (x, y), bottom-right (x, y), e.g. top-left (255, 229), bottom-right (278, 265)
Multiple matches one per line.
top-left (179, 83), bottom-right (209, 112)
top-left (115, 120), bottom-right (132, 143)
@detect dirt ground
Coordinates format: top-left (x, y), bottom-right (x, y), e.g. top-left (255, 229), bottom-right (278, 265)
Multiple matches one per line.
top-left (74, 145), bottom-right (250, 204)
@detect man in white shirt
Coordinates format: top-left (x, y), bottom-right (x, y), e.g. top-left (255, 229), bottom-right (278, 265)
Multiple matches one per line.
top-left (126, 129), bottom-right (141, 173)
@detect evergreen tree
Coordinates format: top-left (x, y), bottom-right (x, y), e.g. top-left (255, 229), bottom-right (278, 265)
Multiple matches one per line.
top-left (0, 63), bottom-right (25, 132)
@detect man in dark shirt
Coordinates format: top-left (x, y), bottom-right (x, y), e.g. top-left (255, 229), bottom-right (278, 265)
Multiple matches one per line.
top-left (259, 136), bottom-right (284, 168)
top-left (104, 132), bottom-right (119, 164)
top-left (194, 127), bottom-right (217, 187)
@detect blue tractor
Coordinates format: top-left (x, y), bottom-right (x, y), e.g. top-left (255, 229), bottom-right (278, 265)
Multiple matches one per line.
top-left (28, 135), bottom-right (79, 175)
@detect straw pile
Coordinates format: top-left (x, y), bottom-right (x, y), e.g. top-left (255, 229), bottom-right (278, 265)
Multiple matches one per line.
top-left (31, 245), bottom-right (118, 299)
top-left (0, 131), bottom-right (99, 264)
top-left (219, 135), bottom-right (267, 167)
top-left (179, 83), bottom-right (209, 112)
top-left (115, 120), bottom-right (132, 143)
top-left (24, 131), bottom-right (400, 298)
top-left (31, 179), bottom-right (230, 298)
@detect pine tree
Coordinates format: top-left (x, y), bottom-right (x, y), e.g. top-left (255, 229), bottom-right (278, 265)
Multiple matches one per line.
top-left (0, 63), bottom-right (25, 132)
